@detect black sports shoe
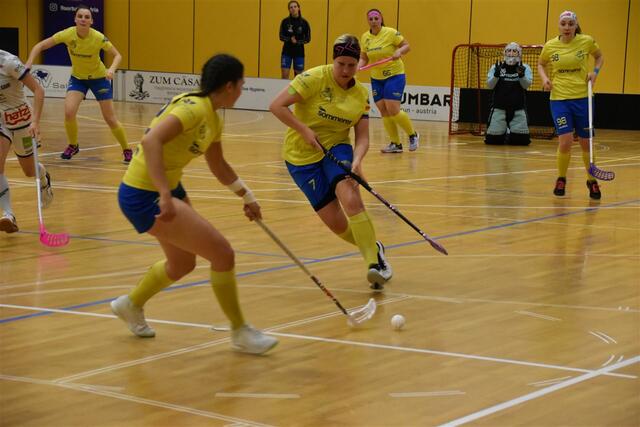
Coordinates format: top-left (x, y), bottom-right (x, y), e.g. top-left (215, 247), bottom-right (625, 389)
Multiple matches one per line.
top-left (553, 177), bottom-right (566, 196)
top-left (60, 144), bottom-right (79, 160)
top-left (586, 180), bottom-right (601, 200)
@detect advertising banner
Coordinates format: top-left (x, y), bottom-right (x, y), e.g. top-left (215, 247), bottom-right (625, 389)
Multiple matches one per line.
top-left (43, 0), bottom-right (104, 65)
top-left (123, 71), bottom-right (449, 122)
top-left (364, 83), bottom-right (451, 122)
top-left (124, 70), bottom-right (200, 104)
top-left (25, 65), bottom-right (96, 99)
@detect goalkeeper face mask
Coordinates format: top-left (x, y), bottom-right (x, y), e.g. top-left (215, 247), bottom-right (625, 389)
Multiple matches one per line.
top-left (504, 42), bottom-right (522, 66)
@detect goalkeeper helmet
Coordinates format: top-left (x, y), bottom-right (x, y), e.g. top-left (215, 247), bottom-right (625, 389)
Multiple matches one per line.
top-left (504, 42), bottom-right (522, 66)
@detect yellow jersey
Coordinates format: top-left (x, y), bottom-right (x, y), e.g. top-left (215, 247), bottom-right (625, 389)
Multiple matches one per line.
top-left (53, 27), bottom-right (113, 79)
top-left (540, 34), bottom-right (600, 100)
top-left (360, 26), bottom-right (405, 80)
top-left (123, 93), bottom-right (222, 191)
top-left (283, 65), bottom-right (370, 166)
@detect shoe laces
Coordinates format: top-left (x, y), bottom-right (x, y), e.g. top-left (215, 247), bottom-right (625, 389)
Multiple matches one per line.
top-left (63, 145), bottom-right (77, 156)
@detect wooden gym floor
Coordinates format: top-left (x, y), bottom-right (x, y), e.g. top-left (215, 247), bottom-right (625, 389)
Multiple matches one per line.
top-left (1, 98), bottom-right (638, 426)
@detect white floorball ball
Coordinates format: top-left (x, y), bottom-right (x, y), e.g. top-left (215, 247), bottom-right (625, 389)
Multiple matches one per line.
top-left (391, 314), bottom-right (405, 330)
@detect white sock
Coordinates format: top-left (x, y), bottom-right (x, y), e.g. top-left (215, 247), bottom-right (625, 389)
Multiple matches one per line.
top-left (0, 174), bottom-right (12, 215)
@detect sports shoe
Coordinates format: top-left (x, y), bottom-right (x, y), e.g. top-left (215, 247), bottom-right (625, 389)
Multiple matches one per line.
top-left (367, 264), bottom-right (388, 292)
top-left (60, 144), bottom-right (79, 160)
top-left (376, 241), bottom-right (393, 279)
top-left (110, 295), bottom-right (156, 338)
top-left (231, 324), bottom-right (278, 355)
top-left (381, 142), bottom-right (403, 153)
top-left (408, 132), bottom-right (420, 151)
top-left (0, 213), bottom-right (18, 233)
top-left (40, 171), bottom-right (54, 209)
top-left (586, 180), bottom-right (601, 200)
top-left (553, 177), bottom-right (566, 196)
top-left (122, 149), bottom-right (133, 164)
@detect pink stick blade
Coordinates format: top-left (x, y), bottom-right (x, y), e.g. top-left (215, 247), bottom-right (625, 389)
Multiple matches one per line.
top-left (39, 223), bottom-right (70, 247)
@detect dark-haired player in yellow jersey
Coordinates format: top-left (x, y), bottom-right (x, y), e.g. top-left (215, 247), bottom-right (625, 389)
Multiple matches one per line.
top-left (25, 5), bottom-right (133, 163)
top-left (360, 9), bottom-right (419, 153)
top-left (111, 54), bottom-right (277, 355)
top-left (270, 34), bottom-right (393, 291)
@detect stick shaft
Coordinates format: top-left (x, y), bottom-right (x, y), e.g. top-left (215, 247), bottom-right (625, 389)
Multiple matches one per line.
top-left (32, 138), bottom-right (44, 224)
top-left (588, 80), bottom-right (594, 164)
top-left (359, 57), bottom-right (392, 71)
top-left (255, 219), bottom-right (350, 315)
top-left (321, 147), bottom-right (448, 255)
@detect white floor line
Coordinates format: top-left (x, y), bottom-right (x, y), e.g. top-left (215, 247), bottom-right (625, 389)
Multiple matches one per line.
top-left (514, 311), bottom-right (562, 321)
top-left (0, 374), bottom-right (272, 427)
top-left (589, 330), bottom-right (614, 344)
top-left (600, 355), bottom-right (616, 367)
top-left (1, 286), bottom-right (131, 298)
top-left (2, 295), bottom-right (636, 386)
top-left (264, 332), bottom-right (636, 379)
top-left (437, 355), bottom-right (640, 427)
top-left (214, 392), bottom-right (300, 399)
top-left (594, 331), bottom-right (618, 344)
top-left (527, 376), bottom-right (572, 387)
top-left (55, 338), bottom-right (233, 384)
top-left (389, 391), bottom-right (466, 398)
top-left (50, 297), bottom-right (406, 383)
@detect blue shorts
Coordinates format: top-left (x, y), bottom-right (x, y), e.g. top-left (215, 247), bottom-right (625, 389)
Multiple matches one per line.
top-left (286, 144), bottom-right (353, 211)
top-left (68, 75), bottom-right (113, 101)
top-left (550, 98), bottom-right (590, 137)
top-left (118, 182), bottom-right (187, 233)
top-left (281, 54), bottom-right (305, 72)
top-left (371, 74), bottom-right (406, 102)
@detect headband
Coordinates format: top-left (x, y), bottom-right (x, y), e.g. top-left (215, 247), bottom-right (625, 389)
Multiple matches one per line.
top-left (559, 10), bottom-right (577, 23)
top-left (333, 41), bottom-right (361, 60)
top-left (367, 10), bottom-right (382, 19)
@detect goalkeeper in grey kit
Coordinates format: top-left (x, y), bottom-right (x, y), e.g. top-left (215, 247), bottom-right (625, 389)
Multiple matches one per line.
top-left (485, 42), bottom-right (533, 146)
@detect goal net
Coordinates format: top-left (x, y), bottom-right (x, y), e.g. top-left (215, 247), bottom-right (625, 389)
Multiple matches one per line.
top-left (449, 43), bottom-right (555, 139)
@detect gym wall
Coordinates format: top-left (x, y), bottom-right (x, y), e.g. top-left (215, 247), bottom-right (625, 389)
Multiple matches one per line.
top-left (7, 0), bottom-right (640, 94)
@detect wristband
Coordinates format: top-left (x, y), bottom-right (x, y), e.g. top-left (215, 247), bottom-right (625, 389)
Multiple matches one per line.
top-left (227, 178), bottom-right (246, 193)
top-left (242, 190), bottom-right (257, 204)
top-left (593, 67), bottom-right (600, 75)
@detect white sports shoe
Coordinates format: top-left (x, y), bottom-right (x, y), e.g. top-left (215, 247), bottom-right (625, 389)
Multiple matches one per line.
top-left (367, 241), bottom-right (393, 291)
top-left (0, 213), bottom-right (18, 233)
top-left (376, 241), bottom-right (393, 279)
top-left (408, 132), bottom-right (420, 151)
top-left (110, 295), bottom-right (156, 338)
top-left (231, 325), bottom-right (278, 355)
top-left (40, 172), bottom-right (54, 209)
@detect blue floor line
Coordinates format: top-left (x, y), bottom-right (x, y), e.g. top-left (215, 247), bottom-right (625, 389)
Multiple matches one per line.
top-left (1, 198), bottom-right (637, 325)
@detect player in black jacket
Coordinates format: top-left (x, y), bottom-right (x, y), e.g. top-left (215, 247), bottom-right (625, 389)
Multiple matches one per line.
top-left (280, 1), bottom-right (311, 79)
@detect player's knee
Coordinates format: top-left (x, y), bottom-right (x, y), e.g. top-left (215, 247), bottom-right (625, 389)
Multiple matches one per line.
top-left (485, 133), bottom-right (506, 145)
top-left (105, 117), bottom-right (119, 128)
top-left (212, 243), bottom-right (235, 271)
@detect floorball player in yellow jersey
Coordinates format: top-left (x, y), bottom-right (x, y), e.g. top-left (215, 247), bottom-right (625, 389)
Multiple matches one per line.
top-left (112, 54), bottom-right (277, 355)
top-left (270, 34), bottom-right (393, 292)
top-left (26, 5), bottom-right (133, 163)
top-left (538, 11), bottom-right (604, 199)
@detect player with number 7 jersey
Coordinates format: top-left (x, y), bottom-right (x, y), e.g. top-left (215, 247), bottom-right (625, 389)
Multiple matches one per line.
top-left (270, 34), bottom-right (393, 292)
